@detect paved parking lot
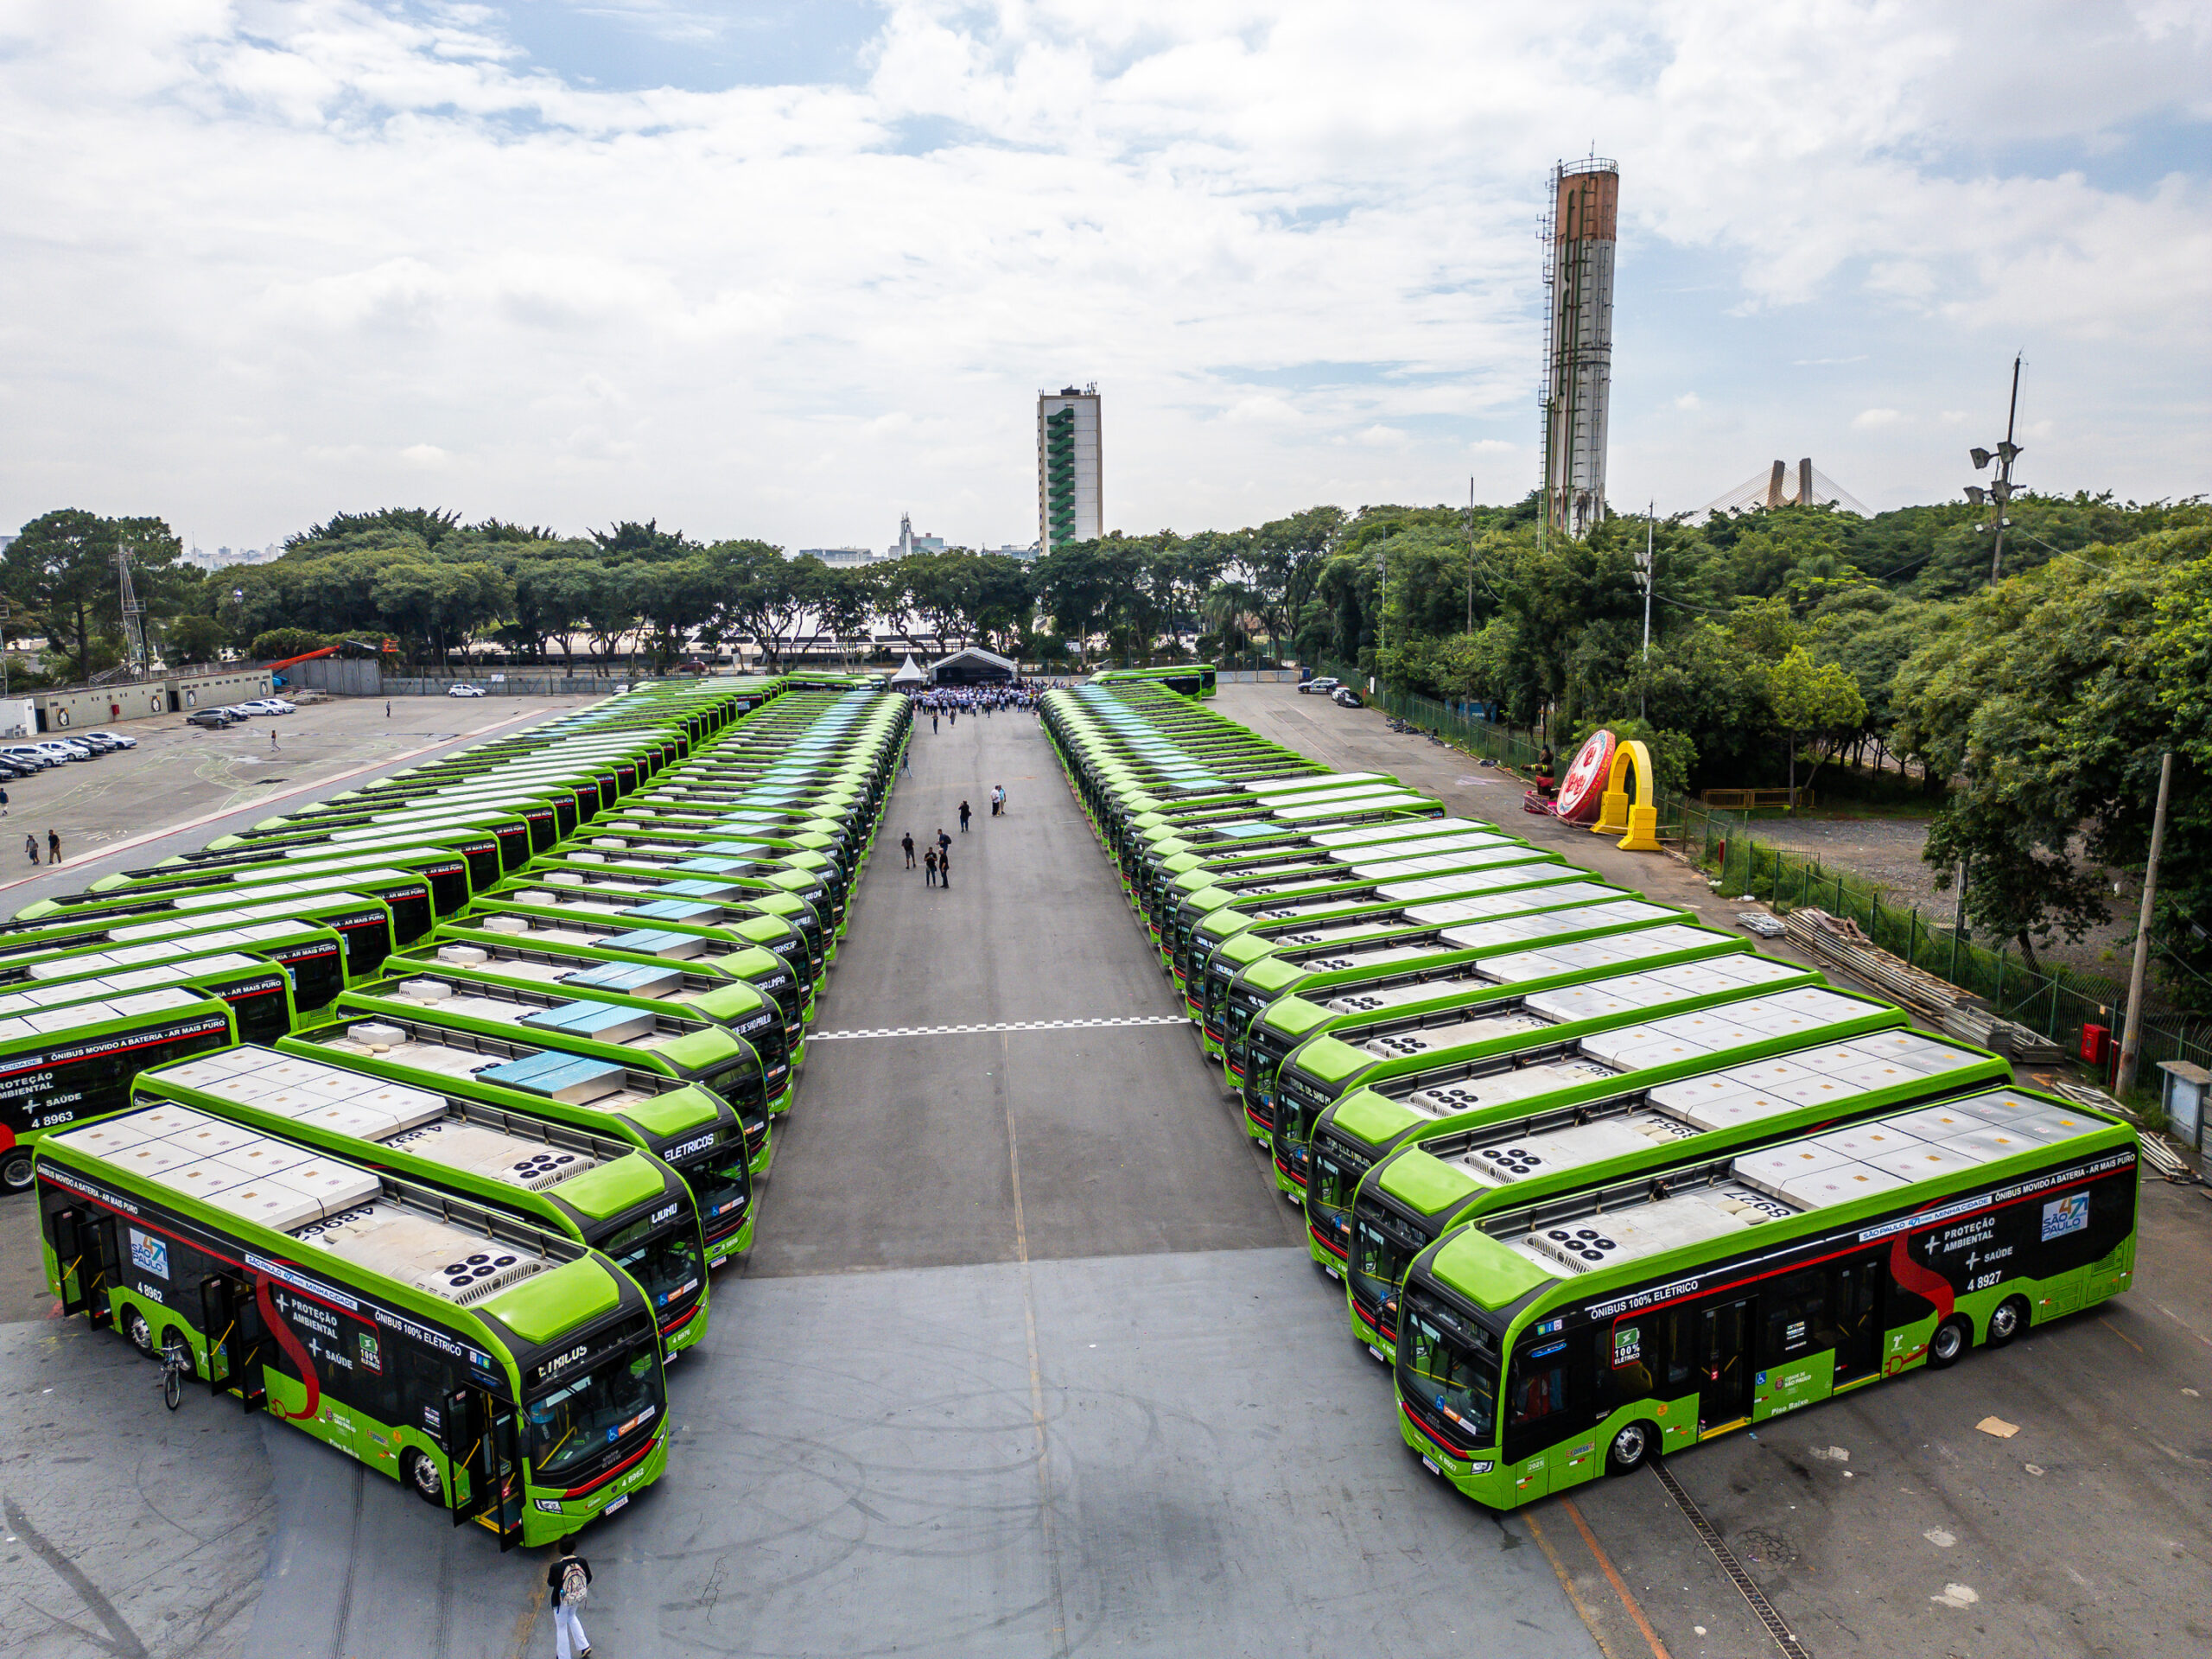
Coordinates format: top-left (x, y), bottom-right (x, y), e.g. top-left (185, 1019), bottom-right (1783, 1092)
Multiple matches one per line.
top-left (2, 685), bottom-right (2206, 1659)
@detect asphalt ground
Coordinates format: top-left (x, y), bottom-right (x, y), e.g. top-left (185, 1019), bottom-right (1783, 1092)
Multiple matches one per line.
top-left (1, 686), bottom-right (2206, 1657)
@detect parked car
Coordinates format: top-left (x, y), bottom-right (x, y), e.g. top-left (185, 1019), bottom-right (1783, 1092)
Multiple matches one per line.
top-left (184, 709), bottom-right (237, 728)
top-left (1331, 686), bottom-right (1363, 708)
top-left (238, 699), bottom-right (294, 715)
top-left (72, 734), bottom-right (124, 753)
top-left (1300, 677), bottom-right (1339, 696)
top-left (446, 683), bottom-right (486, 698)
top-left (0, 755), bottom-right (39, 778)
top-left (84, 730), bottom-right (138, 749)
top-left (1, 747), bottom-right (55, 770)
top-left (34, 741), bottom-right (93, 762)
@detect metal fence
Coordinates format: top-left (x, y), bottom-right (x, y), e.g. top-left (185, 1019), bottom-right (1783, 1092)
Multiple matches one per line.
top-left (1382, 688), bottom-right (2212, 1099)
top-left (381, 675), bottom-right (634, 697)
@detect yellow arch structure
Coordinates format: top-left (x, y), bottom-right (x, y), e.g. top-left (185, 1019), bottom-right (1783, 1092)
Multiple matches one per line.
top-left (1588, 739), bottom-right (1662, 852)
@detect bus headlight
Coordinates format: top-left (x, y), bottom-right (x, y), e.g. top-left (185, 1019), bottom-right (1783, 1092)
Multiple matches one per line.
top-left (536, 1498), bottom-right (563, 1513)
top-left (1467, 1460), bottom-right (1495, 1474)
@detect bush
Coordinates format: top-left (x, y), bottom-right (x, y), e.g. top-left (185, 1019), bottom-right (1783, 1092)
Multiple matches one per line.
top-left (250, 627), bottom-right (334, 662)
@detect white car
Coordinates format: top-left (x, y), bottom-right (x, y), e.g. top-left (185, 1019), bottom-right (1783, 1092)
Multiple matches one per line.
top-left (1, 746), bottom-right (56, 770)
top-left (34, 741), bottom-right (92, 762)
top-left (238, 699), bottom-right (294, 715)
top-left (85, 730), bottom-right (139, 749)
top-left (1300, 677), bottom-right (1339, 696)
top-left (446, 683), bottom-right (486, 698)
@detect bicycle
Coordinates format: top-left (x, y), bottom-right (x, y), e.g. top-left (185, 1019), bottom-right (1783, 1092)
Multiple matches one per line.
top-left (160, 1341), bottom-right (193, 1412)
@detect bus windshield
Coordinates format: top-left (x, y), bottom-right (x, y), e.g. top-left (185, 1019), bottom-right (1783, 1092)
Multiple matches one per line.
top-left (1400, 1287), bottom-right (1501, 1446)
top-left (1350, 1206), bottom-right (1427, 1328)
top-left (525, 1337), bottom-right (666, 1483)
top-left (601, 1214), bottom-right (702, 1313)
top-left (682, 1147), bottom-right (752, 1234)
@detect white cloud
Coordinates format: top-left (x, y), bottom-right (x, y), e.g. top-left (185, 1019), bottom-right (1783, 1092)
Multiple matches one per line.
top-left (0, 1), bottom-right (2205, 545)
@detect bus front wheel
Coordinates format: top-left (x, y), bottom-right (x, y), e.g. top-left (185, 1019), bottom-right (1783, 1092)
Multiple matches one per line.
top-left (402, 1448), bottom-right (445, 1506)
top-left (1986, 1296), bottom-right (2031, 1348)
top-left (1605, 1421), bottom-right (1653, 1475)
top-left (124, 1306), bottom-right (155, 1355)
top-left (1, 1151), bottom-right (32, 1193)
top-left (1927, 1316), bottom-right (1972, 1369)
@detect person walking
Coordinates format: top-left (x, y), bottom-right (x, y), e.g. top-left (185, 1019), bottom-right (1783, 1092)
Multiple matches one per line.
top-left (45, 830), bottom-right (60, 865)
top-left (938, 845), bottom-right (950, 889)
top-left (958, 800), bottom-right (971, 833)
top-left (545, 1539), bottom-right (592, 1659)
top-left (931, 713), bottom-right (938, 734)
top-left (270, 728), bottom-right (279, 752)
top-left (0, 785), bottom-right (10, 818)
top-left (385, 701), bottom-right (391, 717)
top-left (937, 828), bottom-right (950, 859)
top-left (23, 834), bottom-right (37, 867)
top-left (924, 847), bottom-right (938, 887)
top-left (902, 832), bottom-right (916, 869)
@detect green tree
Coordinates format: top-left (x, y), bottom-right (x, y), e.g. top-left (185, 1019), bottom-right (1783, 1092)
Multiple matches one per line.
top-left (164, 613), bottom-right (231, 666)
top-left (4, 509), bottom-right (186, 677)
top-left (1763, 645), bottom-right (1869, 801)
top-left (705, 542), bottom-right (810, 669)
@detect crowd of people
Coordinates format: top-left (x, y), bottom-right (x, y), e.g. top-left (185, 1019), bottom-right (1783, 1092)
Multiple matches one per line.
top-left (906, 682), bottom-right (1040, 723)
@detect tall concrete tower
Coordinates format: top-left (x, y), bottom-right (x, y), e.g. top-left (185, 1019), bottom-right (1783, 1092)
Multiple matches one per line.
top-left (1541, 159), bottom-right (1618, 539)
top-left (1037, 385), bottom-right (1103, 553)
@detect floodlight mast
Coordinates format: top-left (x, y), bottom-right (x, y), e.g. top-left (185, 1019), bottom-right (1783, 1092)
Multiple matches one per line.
top-left (1967, 355), bottom-right (2024, 584)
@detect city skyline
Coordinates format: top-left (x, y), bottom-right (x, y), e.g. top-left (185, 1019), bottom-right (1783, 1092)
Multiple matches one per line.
top-left (2, 5), bottom-right (2205, 551)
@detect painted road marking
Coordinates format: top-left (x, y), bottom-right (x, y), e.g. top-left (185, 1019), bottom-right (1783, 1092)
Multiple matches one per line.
top-left (815, 1014), bottom-right (1185, 1040)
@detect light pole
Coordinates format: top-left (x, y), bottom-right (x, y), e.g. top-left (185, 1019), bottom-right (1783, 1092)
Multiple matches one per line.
top-left (1637, 501), bottom-right (1654, 718)
top-left (1966, 355), bottom-right (2024, 584)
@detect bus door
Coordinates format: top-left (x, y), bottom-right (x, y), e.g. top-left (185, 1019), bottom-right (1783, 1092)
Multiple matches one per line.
top-left (200, 1274), bottom-right (268, 1409)
top-left (442, 1388), bottom-right (525, 1551)
top-left (1694, 1298), bottom-right (1753, 1436)
top-left (1829, 1260), bottom-right (1886, 1386)
top-left (53, 1208), bottom-right (118, 1328)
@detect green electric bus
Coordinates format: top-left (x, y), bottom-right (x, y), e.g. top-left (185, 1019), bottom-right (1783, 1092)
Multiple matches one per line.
top-left (0, 988), bottom-right (238, 1190)
top-left (7, 868), bottom-right (440, 948)
top-left (36, 1106), bottom-right (671, 1546)
top-left (325, 985), bottom-right (773, 1175)
top-left (61, 842), bottom-right (490, 924)
top-left (1247, 924), bottom-right (1761, 1165)
top-left (391, 934), bottom-right (795, 1112)
top-left (276, 1019), bottom-right (756, 1268)
top-left (486, 877), bottom-right (824, 990)
top-left (132, 1044), bottom-right (718, 1352)
top-left (207, 798), bottom-right (565, 858)
top-left (1342, 1027), bottom-right (2012, 1362)
top-left (1300, 985), bottom-right (1907, 1273)
top-left (1394, 1085), bottom-right (2137, 1506)
top-left (0, 917), bottom-right (351, 1016)
top-left (1196, 887), bottom-right (1686, 1055)
top-left (0, 893), bottom-right (402, 988)
top-left (458, 907), bottom-right (810, 1061)
top-left (0, 953), bottom-right (301, 1048)
top-left (1090, 664), bottom-right (1217, 698)
top-left (530, 848), bottom-right (839, 941)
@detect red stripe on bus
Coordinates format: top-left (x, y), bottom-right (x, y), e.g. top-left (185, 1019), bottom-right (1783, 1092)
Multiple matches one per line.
top-left (256, 1274), bottom-right (322, 1421)
top-left (561, 1436), bottom-right (658, 1498)
top-left (0, 1024), bottom-right (227, 1082)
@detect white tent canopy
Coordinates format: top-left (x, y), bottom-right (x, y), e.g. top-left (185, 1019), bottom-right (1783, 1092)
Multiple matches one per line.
top-left (887, 653), bottom-right (926, 689)
top-left (927, 646), bottom-right (1018, 685)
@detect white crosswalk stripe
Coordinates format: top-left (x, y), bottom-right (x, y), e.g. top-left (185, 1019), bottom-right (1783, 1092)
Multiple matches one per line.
top-left (814, 1014), bottom-right (1185, 1040)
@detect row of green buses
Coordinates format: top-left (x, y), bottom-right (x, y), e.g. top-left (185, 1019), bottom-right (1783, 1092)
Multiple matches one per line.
top-left (26, 673), bottom-right (910, 1544)
top-left (1043, 676), bottom-right (2141, 1510)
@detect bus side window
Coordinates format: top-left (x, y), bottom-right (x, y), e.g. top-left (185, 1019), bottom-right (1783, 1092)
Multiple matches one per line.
top-left (1762, 1268), bottom-right (1828, 1365)
top-left (1658, 1308), bottom-right (1694, 1395)
top-left (1510, 1332), bottom-right (1585, 1433)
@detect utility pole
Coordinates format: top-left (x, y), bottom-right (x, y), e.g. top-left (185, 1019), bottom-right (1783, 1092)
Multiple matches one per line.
top-left (1966, 355), bottom-right (2024, 584)
top-left (1466, 477), bottom-right (1476, 634)
top-left (1637, 502), bottom-right (1655, 718)
top-left (2116, 750), bottom-right (2174, 1097)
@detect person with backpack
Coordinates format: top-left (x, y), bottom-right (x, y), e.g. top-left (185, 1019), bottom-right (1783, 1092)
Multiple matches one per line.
top-left (547, 1540), bottom-right (592, 1659)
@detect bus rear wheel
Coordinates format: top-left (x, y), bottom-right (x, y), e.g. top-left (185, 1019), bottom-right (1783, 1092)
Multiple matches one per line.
top-left (1986, 1296), bottom-right (2031, 1348)
top-left (402, 1448), bottom-right (445, 1506)
top-left (1927, 1315), bottom-right (1972, 1369)
top-left (1, 1150), bottom-right (32, 1193)
top-left (1605, 1421), bottom-right (1653, 1475)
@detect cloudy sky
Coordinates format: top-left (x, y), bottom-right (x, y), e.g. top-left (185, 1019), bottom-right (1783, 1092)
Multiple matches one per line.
top-left (2, 2), bottom-right (2206, 552)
